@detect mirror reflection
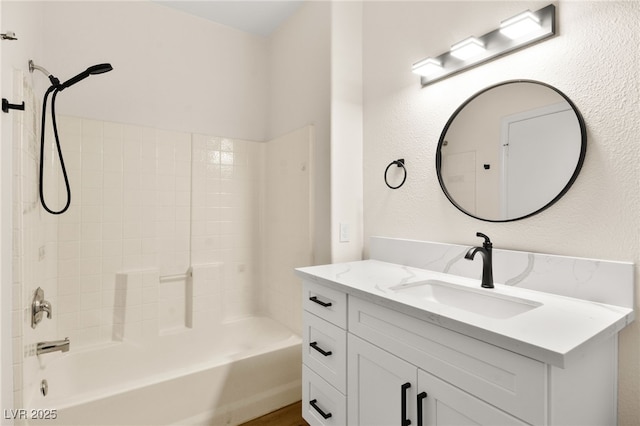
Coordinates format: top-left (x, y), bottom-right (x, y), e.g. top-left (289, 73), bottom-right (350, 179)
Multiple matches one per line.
top-left (436, 80), bottom-right (586, 222)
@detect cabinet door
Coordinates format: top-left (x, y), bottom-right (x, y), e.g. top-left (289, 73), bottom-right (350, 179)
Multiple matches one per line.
top-left (303, 366), bottom-right (347, 426)
top-left (348, 334), bottom-right (416, 426)
top-left (417, 370), bottom-right (529, 426)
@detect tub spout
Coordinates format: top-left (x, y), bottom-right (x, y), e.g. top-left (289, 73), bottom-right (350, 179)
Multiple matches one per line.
top-left (37, 338), bottom-right (70, 355)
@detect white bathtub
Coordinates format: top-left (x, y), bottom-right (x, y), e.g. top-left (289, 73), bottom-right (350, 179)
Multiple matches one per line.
top-left (27, 317), bottom-right (302, 425)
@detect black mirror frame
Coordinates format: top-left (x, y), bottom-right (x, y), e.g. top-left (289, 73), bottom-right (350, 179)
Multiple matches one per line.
top-left (436, 79), bottom-right (587, 222)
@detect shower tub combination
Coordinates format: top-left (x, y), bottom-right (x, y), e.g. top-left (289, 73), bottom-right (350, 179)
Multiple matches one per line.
top-left (27, 317), bottom-right (302, 425)
top-left (19, 56), bottom-right (310, 425)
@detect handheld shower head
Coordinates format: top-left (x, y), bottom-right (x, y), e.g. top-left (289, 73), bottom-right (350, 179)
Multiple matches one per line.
top-left (58, 63), bottom-right (113, 90)
top-left (32, 60), bottom-right (114, 215)
top-left (87, 63), bottom-right (113, 74)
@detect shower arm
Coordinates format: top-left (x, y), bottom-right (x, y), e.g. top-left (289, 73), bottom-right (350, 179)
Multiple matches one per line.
top-left (28, 60), bottom-right (60, 87)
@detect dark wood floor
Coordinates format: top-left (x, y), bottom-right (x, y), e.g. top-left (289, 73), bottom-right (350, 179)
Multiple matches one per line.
top-left (239, 401), bottom-right (309, 426)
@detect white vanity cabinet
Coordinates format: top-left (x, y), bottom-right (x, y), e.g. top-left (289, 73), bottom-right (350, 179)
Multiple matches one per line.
top-left (300, 279), bottom-right (621, 426)
top-left (347, 297), bottom-right (539, 426)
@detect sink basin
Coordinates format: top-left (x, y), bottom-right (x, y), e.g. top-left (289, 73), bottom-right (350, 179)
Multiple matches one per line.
top-left (390, 279), bottom-right (542, 319)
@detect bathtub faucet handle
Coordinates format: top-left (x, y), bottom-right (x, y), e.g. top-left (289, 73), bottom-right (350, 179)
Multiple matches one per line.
top-left (32, 287), bottom-right (52, 329)
top-left (42, 300), bottom-right (52, 318)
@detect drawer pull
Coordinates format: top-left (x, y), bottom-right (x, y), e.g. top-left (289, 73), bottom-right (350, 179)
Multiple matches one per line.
top-left (417, 391), bottom-right (428, 426)
top-left (310, 399), bottom-right (332, 419)
top-left (310, 341), bottom-right (333, 356)
top-left (309, 296), bottom-right (332, 308)
top-left (401, 382), bottom-right (412, 426)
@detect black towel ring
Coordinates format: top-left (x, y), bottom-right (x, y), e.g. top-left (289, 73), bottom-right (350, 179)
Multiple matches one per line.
top-left (384, 159), bottom-right (407, 189)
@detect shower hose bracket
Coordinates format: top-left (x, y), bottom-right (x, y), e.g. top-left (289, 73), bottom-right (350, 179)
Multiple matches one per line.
top-left (2, 98), bottom-right (25, 113)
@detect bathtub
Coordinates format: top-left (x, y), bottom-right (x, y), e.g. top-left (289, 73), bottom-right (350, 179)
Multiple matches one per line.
top-left (27, 316), bottom-right (302, 425)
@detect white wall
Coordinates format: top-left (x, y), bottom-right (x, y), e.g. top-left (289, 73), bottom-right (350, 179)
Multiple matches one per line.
top-left (362, 1), bottom-right (640, 423)
top-left (267, 1), bottom-right (332, 266)
top-left (330, 1), bottom-right (363, 263)
top-left (39, 1), bottom-right (268, 140)
top-left (266, 1), bottom-right (363, 265)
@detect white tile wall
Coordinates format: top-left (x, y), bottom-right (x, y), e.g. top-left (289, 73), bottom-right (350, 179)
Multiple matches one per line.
top-left (48, 118), bottom-right (198, 345)
top-left (191, 134), bottom-right (264, 322)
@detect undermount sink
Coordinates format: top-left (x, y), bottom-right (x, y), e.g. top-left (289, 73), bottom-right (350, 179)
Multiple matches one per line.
top-left (390, 279), bottom-right (542, 319)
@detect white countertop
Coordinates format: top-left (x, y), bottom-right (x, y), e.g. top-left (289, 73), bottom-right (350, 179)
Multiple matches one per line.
top-left (295, 259), bottom-right (634, 368)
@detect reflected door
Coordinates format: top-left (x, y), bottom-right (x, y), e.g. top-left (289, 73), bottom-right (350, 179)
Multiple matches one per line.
top-left (501, 103), bottom-right (582, 219)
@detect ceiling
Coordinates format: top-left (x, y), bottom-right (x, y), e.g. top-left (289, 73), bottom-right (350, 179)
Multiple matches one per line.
top-left (155, 1), bottom-right (305, 36)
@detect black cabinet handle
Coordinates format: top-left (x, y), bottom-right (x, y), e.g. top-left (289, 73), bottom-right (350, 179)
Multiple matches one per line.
top-left (310, 399), bottom-right (332, 419)
top-left (310, 341), bottom-right (333, 356)
top-left (309, 296), bottom-right (332, 307)
top-left (401, 382), bottom-right (412, 426)
top-left (417, 391), bottom-right (428, 426)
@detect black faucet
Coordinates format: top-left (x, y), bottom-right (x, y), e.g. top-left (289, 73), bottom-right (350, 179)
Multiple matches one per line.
top-left (465, 232), bottom-right (494, 289)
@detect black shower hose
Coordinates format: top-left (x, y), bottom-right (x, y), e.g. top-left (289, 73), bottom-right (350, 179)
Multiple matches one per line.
top-left (39, 85), bottom-right (72, 215)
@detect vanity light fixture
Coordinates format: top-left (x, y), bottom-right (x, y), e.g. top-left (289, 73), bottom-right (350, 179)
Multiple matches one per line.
top-left (413, 4), bottom-right (555, 87)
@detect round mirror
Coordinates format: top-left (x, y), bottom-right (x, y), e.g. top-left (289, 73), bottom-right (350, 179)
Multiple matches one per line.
top-left (436, 80), bottom-right (586, 222)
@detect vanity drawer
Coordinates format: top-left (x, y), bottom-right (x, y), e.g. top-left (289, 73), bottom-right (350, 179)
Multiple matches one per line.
top-left (348, 296), bottom-right (545, 425)
top-left (303, 281), bottom-right (347, 329)
top-left (303, 312), bottom-right (347, 393)
top-left (303, 365), bottom-right (347, 426)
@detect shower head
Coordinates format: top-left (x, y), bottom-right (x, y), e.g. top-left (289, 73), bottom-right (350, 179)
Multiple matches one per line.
top-left (58, 63), bottom-right (113, 91)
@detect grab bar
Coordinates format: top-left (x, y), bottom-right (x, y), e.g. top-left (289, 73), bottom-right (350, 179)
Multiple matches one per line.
top-left (159, 271), bottom-right (192, 283)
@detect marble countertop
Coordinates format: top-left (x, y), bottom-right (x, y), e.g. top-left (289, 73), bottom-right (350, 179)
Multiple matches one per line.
top-left (295, 259), bottom-right (634, 368)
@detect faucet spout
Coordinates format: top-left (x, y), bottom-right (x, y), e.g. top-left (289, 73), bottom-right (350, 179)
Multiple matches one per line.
top-left (465, 233), bottom-right (494, 289)
top-left (36, 338), bottom-right (70, 355)
top-left (465, 246), bottom-right (484, 260)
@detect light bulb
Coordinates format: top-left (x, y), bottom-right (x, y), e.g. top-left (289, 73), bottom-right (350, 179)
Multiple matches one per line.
top-left (412, 58), bottom-right (442, 77)
top-left (450, 37), bottom-right (485, 60)
top-left (500, 11), bottom-right (541, 39)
